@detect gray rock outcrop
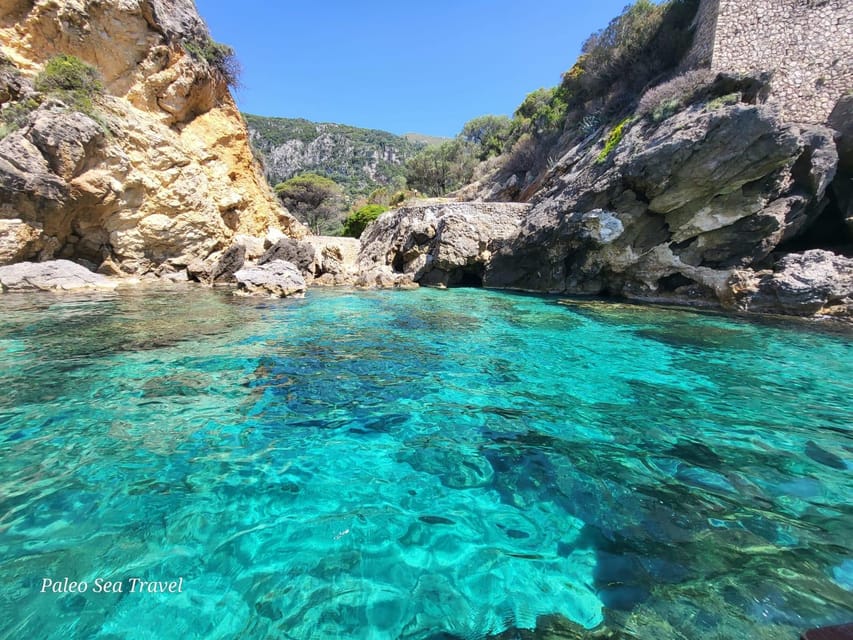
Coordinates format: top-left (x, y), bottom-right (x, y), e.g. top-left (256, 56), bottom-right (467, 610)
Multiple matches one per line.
top-left (357, 201), bottom-right (530, 287)
top-left (480, 102), bottom-right (850, 317)
top-left (259, 237), bottom-right (317, 280)
top-left (0, 259), bottom-right (117, 292)
top-left (304, 235), bottom-right (360, 286)
top-left (234, 260), bottom-right (306, 297)
top-left (725, 250), bottom-right (853, 317)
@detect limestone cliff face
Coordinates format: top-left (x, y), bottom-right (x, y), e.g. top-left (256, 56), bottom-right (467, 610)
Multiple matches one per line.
top-left (0, 0), bottom-right (305, 274)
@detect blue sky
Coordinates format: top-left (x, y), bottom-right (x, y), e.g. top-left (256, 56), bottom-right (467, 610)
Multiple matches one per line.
top-left (195, 0), bottom-right (632, 137)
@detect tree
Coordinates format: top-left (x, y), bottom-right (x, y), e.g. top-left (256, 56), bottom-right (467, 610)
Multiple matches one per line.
top-left (405, 140), bottom-right (478, 197)
top-left (274, 173), bottom-right (346, 235)
top-left (342, 204), bottom-right (388, 238)
top-left (460, 114), bottom-right (512, 160)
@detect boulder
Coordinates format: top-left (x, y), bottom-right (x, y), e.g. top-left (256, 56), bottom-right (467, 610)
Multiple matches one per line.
top-left (0, 260), bottom-right (118, 292)
top-left (234, 260), bottom-right (306, 297)
top-left (725, 250), bottom-right (853, 317)
top-left (259, 237), bottom-right (317, 279)
top-left (304, 235), bottom-right (360, 285)
top-left (232, 234), bottom-right (267, 260)
top-left (357, 200), bottom-right (529, 287)
top-left (210, 243), bottom-right (246, 283)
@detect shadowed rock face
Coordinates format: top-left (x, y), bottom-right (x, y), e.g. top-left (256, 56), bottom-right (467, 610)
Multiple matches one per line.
top-left (0, 0), bottom-right (305, 275)
top-left (360, 99), bottom-right (851, 318)
top-left (481, 102), bottom-right (851, 318)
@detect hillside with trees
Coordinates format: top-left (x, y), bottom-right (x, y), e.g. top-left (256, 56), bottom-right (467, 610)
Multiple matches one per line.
top-left (245, 114), bottom-right (430, 199)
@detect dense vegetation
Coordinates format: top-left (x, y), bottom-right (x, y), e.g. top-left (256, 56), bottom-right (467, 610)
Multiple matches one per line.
top-left (342, 204), bottom-right (388, 238)
top-left (274, 173), bottom-right (347, 235)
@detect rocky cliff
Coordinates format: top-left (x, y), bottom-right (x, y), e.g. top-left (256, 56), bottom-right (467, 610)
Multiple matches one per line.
top-left (483, 91), bottom-right (853, 318)
top-left (359, 85), bottom-right (853, 319)
top-left (0, 0), bottom-right (305, 276)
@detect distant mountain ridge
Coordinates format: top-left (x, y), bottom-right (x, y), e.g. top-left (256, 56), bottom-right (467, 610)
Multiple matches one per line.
top-left (244, 114), bottom-right (439, 197)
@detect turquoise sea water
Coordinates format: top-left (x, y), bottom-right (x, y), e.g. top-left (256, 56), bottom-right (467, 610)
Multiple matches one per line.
top-left (0, 286), bottom-right (851, 639)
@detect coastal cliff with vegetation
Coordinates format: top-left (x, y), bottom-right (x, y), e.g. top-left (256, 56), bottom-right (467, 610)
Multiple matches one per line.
top-left (358, 0), bottom-right (853, 320)
top-left (0, 0), bottom-right (304, 278)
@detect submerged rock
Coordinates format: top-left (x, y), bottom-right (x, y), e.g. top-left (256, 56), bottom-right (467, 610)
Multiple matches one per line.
top-left (234, 260), bottom-right (306, 297)
top-left (0, 260), bottom-right (118, 292)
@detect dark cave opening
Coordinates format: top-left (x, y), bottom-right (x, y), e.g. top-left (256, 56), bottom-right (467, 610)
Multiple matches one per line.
top-left (451, 266), bottom-right (485, 288)
top-left (777, 184), bottom-right (853, 257)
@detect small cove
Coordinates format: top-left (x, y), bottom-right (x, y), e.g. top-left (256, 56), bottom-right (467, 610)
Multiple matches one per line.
top-left (0, 286), bottom-right (850, 639)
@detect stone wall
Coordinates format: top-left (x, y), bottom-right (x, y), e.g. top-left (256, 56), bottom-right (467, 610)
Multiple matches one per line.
top-left (682, 0), bottom-right (719, 69)
top-left (708, 0), bottom-right (853, 124)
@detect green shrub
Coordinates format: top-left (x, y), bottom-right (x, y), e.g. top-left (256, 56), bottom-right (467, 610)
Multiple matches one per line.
top-left (342, 204), bottom-right (388, 238)
top-left (510, 87), bottom-right (567, 141)
top-left (0, 96), bottom-right (40, 137)
top-left (184, 37), bottom-right (240, 88)
top-left (708, 92), bottom-right (741, 110)
top-left (596, 117), bottom-right (633, 164)
top-left (651, 98), bottom-right (682, 122)
top-left (460, 114), bottom-right (513, 160)
top-left (555, 0), bottom-right (700, 116)
top-left (34, 54), bottom-right (103, 114)
top-left (388, 190), bottom-right (412, 207)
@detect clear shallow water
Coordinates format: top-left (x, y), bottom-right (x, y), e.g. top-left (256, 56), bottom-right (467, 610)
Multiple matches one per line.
top-left (0, 286), bottom-right (851, 640)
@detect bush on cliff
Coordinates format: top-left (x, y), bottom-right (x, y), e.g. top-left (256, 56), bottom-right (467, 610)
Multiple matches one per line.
top-left (184, 36), bottom-right (241, 88)
top-left (555, 0), bottom-right (700, 115)
top-left (637, 69), bottom-right (716, 121)
top-left (342, 204), bottom-right (388, 238)
top-left (34, 54), bottom-right (103, 114)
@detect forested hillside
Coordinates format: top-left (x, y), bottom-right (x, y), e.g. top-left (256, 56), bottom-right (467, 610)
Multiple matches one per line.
top-left (245, 114), bottom-right (429, 198)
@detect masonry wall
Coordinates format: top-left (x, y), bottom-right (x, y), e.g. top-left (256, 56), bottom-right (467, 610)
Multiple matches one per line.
top-left (710, 0), bottom-right (853, 124)
top-left (682, 0), bottom-right (720, 70)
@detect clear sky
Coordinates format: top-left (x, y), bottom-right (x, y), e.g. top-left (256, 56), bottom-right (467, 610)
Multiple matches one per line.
top-left (195, 0), bottom-right (632, 137)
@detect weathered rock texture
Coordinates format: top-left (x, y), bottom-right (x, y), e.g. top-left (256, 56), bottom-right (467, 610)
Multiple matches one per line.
top-left (686, 0), bottom-right (853, 123)
top-left (357, 201), bottom-right (530, 288)
top-left (0, 0), bottom-right (305, 275)
top-left (234, 260), bottom-right (306, 298)
top-left (0, 259), bottom-right (116, 292)
top-left (726, 250), bottom-right (853, 317)
top-left (484, 102), bottom-right (853, 317)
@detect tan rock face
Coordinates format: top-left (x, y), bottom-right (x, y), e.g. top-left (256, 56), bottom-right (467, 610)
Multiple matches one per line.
top-left (0, 0), bottom-right (305, 274)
